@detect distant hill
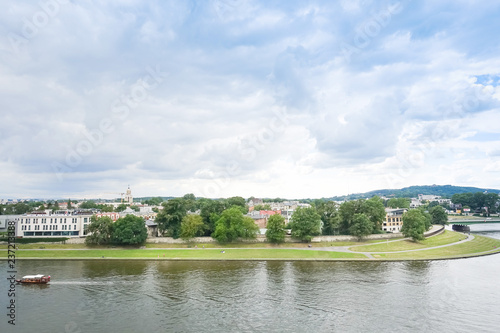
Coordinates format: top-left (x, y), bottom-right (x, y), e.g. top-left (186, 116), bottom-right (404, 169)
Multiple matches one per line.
top-left (328, 185), bottom-right (500, 201)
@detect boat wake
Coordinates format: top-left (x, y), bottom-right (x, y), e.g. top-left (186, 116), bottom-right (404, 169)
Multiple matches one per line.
top-left (49, 281), bottom-right (125, 285)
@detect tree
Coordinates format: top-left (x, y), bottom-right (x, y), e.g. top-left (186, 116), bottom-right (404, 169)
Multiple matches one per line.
top-left (97, 204), bottom-right (114, 212)
top-left (288, 207), bottom-right (321, 242)
top-left (253, 204), bottom-right (272, 211)
top-left (265, 214), bottom-right (286, 243)
top-left (427, 201), bottom-right (440, 209)
top-left (226, 196), bottom-right (248, 213)
top-left (338, 197), bottom-right (385, 235)
top-left (316, 201), bottom-right (340, 235)
top-left (144, 197), bottom-right (164, 206)
top-left (156, 198), bottom-right (187, 238)
top-left (10, 202), bottom-right (31, 214)
top-left (452, 193), bottom-right (473, 208)
top-left (429, 206), bottom-right (448, 225)
top-left (112, 215), bottom-right (148, 245)
top-left (200, 199), bottom-right (226, 235)
top-left (363, 197), bottom-right (387, 232)
top-left (115, 204), bottom-right (128, 212)
top-left (85, 216), bottom-right (114, 245)
top-left (80, 201), bottom-right (98, 209)
top-left (212, 207), bottom-right (259, 243)
top-left (182, 193), bottom-right (198, 212)
top-left (67, 199), bottom-right (73, 209)
top-left (386, 198), bottom-right (410, 209)
top-left (484, 193), bottom-right (499, 214)
top-left (349, 213), bottom-right (373, 239)
top-left (180, 214), bottom-right (205, 241)
top-left (339, 200), bottom-right (364, 234)
top-left (401, 209), bottom-right (427, 241)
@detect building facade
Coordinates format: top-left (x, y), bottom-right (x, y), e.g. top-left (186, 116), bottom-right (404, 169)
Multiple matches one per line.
top-left (16, 210), bottom-right (93, 237)
top-left (383, 208), bottom-right (407, 233)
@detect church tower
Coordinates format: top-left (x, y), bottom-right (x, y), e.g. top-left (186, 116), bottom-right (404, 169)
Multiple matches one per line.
top-left (124, 185), bottom-right (133, 204)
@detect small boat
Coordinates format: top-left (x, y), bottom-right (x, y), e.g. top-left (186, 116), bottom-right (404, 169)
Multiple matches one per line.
top-left (16, 274), bottom-right (51, 284)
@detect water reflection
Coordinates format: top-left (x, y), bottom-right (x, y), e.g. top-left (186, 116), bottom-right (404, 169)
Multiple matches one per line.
top-left (81, 260), bottom-right (147, 277)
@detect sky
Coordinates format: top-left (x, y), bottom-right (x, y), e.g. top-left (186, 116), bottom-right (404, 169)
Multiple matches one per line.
top-left (1, 0), bottom-right (500, 200)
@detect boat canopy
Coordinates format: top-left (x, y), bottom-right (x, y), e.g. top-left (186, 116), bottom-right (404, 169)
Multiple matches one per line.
top-left (22, 274), bottom-right (45, 279)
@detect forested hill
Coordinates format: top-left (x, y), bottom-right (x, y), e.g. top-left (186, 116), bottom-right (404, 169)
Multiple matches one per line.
top-left (328, 185), bottom-right (500, 201)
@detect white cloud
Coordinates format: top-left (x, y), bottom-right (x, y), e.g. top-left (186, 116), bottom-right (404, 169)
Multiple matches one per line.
top-left (1, 0), bottom-right (500, 199)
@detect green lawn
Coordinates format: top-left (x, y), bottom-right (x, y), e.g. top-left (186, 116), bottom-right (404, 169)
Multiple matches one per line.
top-left (1, 240), bottom-right (383, 250)
top-left (349, 230), bottom-right (463, 252)
top-left (1, 248), bottom-right (366, 260)
top-left (374, 235), bottom-right (500, 260)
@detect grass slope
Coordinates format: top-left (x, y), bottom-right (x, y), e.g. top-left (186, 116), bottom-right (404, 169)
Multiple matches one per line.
top-left (3, 248), bottom-right (365, 260)
top-left (350, 230), bottom-right (463, 252)
top-left (373, 235), bottom-right (500, 260)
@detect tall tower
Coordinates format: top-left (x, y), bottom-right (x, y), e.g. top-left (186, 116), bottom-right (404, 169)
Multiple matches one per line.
top-left (124, 185), bottom-right (133, 204)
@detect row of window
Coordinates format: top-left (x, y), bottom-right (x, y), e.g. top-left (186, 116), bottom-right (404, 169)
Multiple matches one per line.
top-left (383, 222), bottom-right (402, 226)
top-left (20, 217), bottom-right (88, 224)
top-left (23, 231), bottom-right (80, 237)
top-left (21, 224), bottom-right (78, 231)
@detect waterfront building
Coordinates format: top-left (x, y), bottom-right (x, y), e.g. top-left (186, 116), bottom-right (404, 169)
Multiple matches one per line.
top-left (16, 210), bottom-right (93, 237)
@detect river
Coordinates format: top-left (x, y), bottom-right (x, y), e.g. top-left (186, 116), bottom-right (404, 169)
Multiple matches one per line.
top-left (2, 224), bottom-right (500, 332)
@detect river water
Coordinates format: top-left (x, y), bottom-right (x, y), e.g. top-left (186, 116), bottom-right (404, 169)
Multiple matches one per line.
top-left (2, 225), bottom-right (500, 333)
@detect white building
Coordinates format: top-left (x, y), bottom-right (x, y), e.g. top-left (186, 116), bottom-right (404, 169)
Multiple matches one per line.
top-left (418, 194), bottom-right (441, 201)
top-left (16, 210), bottom-right (93, 238)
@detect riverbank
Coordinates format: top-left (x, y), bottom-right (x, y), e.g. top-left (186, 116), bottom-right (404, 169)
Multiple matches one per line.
top-left (2, 230), bottom-right (500, 261)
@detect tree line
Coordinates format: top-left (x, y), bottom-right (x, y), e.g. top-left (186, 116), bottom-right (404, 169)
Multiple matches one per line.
top-left (85, 214), bottom-right (148, 246)
top-left (451, 192), bottom-right (499, 215)
top-left (85, 194), bottom-right (450, 244)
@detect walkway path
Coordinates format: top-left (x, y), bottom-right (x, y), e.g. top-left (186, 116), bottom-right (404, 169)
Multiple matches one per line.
top-left (308, 227), bottom-right (470, 259)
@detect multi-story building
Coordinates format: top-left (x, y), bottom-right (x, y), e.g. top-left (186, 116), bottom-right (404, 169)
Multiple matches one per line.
top-left (383, 208), bottom-right (407, 233)
top-left (16, 210), bottom-right (93, 238)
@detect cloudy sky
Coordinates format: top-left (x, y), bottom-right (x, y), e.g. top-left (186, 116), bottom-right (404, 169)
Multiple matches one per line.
top-left (1, 0), bottom-right (500, 200)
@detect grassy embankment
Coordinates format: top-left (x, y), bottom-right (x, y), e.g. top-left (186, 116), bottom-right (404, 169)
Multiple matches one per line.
top-left (2, 248), bottom-right (365, 260)
top-left (350, 230), bottom-right (463, 252)
top-left (2, 230), bottom-right (500, 260)
top-left (375, 235), bottom-right (500, 260)
top-left (0, 238), bottom-right (395, 250)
